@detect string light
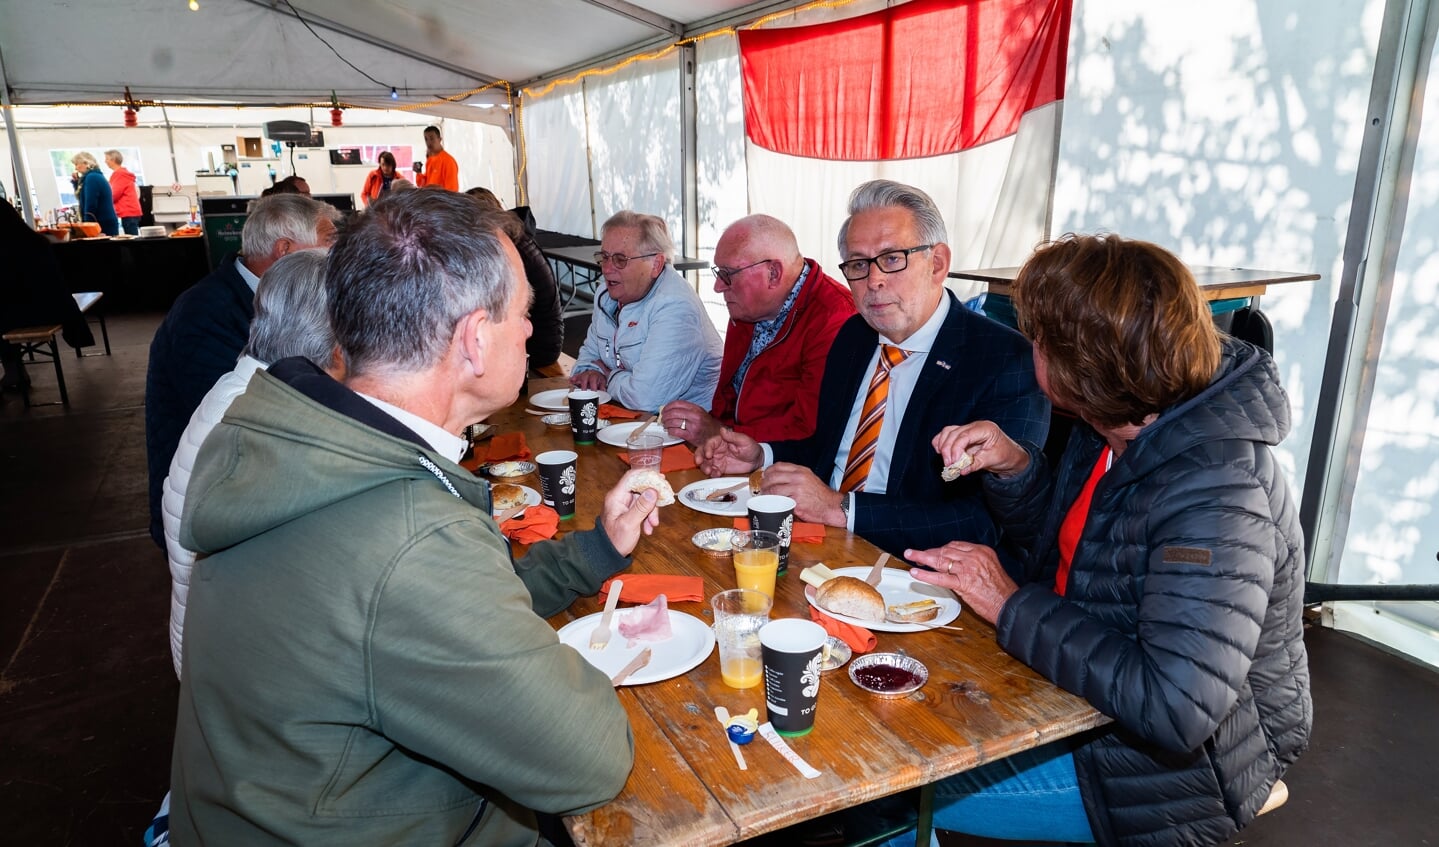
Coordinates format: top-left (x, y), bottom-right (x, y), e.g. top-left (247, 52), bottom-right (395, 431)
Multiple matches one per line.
top-left (391, 87), bottom-right (399, 100)
top-left (188, 0), bottom-right (199, 10)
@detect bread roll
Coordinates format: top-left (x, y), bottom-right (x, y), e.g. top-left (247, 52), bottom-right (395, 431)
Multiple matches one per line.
top-left (886, 598), bottom-right (940, 623)
top-left (628, 469), bottom-right (675, 506)
top-left (491, 483), bottom-right (527, 511)
top-left (940, 451), bottom-right (973, 481)
top-left (815, 576), bottom-right (885, 623)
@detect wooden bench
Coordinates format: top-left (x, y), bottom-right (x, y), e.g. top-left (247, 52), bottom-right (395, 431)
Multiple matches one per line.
top-left (72, 291), bottom-right (111, 357)
top-left (2, 325), bottom-right (69, 407)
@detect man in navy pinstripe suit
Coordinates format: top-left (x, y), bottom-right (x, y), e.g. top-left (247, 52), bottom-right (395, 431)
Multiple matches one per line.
top-left (697, 180), bottom-right (1049, 557)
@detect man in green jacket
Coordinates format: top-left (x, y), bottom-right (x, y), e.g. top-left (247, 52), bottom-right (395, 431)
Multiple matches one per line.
top-left (171, 190), bottom-right (661, 845)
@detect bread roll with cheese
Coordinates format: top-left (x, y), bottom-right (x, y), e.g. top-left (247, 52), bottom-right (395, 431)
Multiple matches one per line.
top-left (815, 576), bottom-right (885, 623)
top-left (886, 598), bottom-right (940, 623)
top-left (628, 469), bottom-right (675, 506)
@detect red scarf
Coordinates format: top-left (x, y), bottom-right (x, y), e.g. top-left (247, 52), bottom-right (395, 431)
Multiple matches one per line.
top-left (1055, 447), bottom-right (1110, 596)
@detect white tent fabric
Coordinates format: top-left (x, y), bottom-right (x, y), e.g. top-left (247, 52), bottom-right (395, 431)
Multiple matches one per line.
top-left (524, 90), bottom-right (595, 237)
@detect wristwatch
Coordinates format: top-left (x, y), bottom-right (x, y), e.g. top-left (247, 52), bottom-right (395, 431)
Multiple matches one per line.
top-left (838, 492), bottom-right (853, 521)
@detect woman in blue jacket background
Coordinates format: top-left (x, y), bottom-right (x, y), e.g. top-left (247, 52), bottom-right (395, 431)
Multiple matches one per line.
top-left (71, 151), bottom-right (119, 236)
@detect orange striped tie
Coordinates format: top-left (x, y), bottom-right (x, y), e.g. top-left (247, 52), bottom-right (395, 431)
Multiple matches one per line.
top-left (840, 344), bottom-right (911, 492)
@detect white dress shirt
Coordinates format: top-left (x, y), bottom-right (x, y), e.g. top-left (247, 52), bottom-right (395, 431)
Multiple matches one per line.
top-left (358, 393), bottom-right (468, 463)
top-left (235, 257), bottom-right (260, 294)
top-left (760, 294), bottom-right (951, 530)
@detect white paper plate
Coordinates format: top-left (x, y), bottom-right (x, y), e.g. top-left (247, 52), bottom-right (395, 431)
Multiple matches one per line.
top-left (491, 484), bottom-right (540, 516)
top-left (557, 609), bottom-right (716, 685)
top-left (530, 388), bottom-right (612, 411)
top-left (804, 566), bottom-right (961, 633)
top-left (677, 477), bottom-right (752, 517)
top-left (597, 420), bottom-right (683, 448)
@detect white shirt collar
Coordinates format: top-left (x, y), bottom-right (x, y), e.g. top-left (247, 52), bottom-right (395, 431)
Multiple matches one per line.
top-left (356, 393), bottom-right (468, 462)
top-left (235, 257), bottom-right (261, 294)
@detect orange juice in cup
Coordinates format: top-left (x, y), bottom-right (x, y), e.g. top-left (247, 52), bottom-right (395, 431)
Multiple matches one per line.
top-left (721, 654), bottom-right (763, 688)
top-left (732, 530), bottom-right (781, 600)
top-left (711, 588), bottom-right (771, 689)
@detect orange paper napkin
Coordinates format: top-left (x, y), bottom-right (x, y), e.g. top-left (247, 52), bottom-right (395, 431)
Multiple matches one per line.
top-left (731, 518), bottom-right (825, 543)
top-left (463, 432), bottom-right (532, 471)
top-left (500, 504), bottom-right (559, 543)
top-left (619, 444), bottom-right (697, 473)
top-left (599, 574), bottom-right (704, 604)
top-left (598, 404), bottom-right (642, 421)
top-left (809, 606), bottom-right (877, 654)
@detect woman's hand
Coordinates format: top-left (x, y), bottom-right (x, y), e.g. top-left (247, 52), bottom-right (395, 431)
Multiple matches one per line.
top-left (933, 421), bottom-right (1030, 478)
top-left (569, 369), bottom-right (609, 391)
top-left (906, 542), bottom-right (1018, 625)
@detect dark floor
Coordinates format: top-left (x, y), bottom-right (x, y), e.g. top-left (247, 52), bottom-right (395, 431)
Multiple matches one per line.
top-left (2, 312), bottom-right (1436, 845)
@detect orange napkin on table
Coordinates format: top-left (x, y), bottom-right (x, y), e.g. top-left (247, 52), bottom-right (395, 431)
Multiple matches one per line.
top-left (462, 432), bottom-right (532, 471)
top-left (731, 518), bottom-right (825, 543)
top-left (619, 444), bottom-right (697, 473)
top-left (809, 606), bottom-right (877, 654)
top-left (499, 505), bottom-right (559, 543)
top-left (599, 574), bottom-right (704, 604)
top-left (598, 404), bottom-right (642, 421)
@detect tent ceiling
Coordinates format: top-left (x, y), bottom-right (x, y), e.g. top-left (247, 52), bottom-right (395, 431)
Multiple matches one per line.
top-left (0, 0), bottom-right (800, 116)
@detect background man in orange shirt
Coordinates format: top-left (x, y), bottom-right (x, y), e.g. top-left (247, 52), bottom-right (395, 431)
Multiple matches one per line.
top-left (414, 125), bottom-right (459, 191)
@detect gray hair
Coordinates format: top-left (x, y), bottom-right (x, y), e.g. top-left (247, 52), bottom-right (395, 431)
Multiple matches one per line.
top-left (837, 180), bottom-right (949, 254)
top-left (72, 151), bottom-right (99, 171)
top-left (244, 249), bottom-right (335, 367)
top-left (104, 149), bottom-right (124, 165)
top-left (241, 194), bottom-right (340, 260)
top-left (326, 189), bottom-right (519, 376)
top-left (601, 210), bottom-right (675, 262)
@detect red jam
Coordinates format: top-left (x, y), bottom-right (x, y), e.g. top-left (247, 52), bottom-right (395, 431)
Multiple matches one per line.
top-left (855, 664), bottom-right (920, 691)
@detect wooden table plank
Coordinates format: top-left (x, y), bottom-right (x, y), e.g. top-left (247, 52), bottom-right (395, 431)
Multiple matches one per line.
top-left (488, 381), bottom-right (1105, 846)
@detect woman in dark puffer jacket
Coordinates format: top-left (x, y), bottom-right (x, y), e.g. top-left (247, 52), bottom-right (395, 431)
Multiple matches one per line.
top-left (882, 234), bottom-right (1311, 847)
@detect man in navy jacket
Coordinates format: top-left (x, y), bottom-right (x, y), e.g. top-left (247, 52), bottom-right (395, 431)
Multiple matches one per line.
top-left (698, 180), bottom-right (1048, 556)
top-left (144, 194), bottom-right (338, 546)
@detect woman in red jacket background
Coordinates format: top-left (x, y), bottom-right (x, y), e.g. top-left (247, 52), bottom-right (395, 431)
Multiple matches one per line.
top-left (361, 151), bottom-right (399, 207)
top-left (105, 150), bottom-right (142, 235)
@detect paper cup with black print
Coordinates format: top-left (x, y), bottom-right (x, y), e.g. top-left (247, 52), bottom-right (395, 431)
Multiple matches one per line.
top-left (536, 450), bottom-right (578, 519)
top-left (759, 618), bottom-right (827, 736)
top-left (568, 390), bottom-right (600, 445)
top-left (747, 494), bottom-right (796, 574)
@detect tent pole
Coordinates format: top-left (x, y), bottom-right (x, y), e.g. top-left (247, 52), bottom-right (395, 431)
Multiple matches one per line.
top-left (679, 43), bottom-right (699, 269)
top-left (1300, 0), bottom-right (1435, 582)
top-left (0, 45), bottom-right (38, 227)
top-left (161, 104), bottom-right (180, 185)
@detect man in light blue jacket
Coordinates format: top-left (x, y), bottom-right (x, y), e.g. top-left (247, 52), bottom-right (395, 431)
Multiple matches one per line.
top-left (570, 211), bottom-right (721, 411)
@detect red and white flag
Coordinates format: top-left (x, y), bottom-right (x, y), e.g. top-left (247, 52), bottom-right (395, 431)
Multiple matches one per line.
top-left (738, 0), bottom-right (1072, 272)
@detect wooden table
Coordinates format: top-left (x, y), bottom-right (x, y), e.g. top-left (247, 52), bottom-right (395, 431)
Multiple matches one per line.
top-left (949, 265), bottom-right (1320, 304)
top-left (543, 245), bottom-right (710, 319)
top-left (487, 379), bottom-right (1106, 846)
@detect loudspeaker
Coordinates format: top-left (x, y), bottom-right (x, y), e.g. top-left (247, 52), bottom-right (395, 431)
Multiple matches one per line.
top-left (263, 120), bottom-right (311, 144)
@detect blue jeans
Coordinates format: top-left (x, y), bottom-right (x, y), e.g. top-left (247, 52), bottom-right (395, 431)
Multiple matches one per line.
top-left (877, 739), bottom-right (1095, 846)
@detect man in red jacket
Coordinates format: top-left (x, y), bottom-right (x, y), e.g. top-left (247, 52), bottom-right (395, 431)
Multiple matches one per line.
top-left (105, 150), bottom-right (143, 235)
top-left (663, 214), bottom-right (854, 444)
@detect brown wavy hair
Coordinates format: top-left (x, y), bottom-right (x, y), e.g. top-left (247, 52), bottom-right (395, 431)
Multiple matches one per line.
top-left (1012, 233), bottom-right (1220, 428)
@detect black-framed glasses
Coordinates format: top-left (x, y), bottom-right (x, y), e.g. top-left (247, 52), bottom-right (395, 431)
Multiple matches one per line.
top-left (594, 251), bottom-right (659, 269)
top-left (837, 244), bottom-right (934, 281)
top-left (711, 258), bottom-right (776, 288)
